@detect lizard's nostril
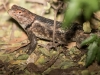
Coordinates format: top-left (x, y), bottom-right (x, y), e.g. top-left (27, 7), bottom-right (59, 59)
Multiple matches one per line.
top-left (13, 11), bottom-right (15, 13)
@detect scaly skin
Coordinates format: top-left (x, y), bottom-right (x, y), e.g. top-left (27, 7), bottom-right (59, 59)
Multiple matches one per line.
top-left (8, 5), bottom-right (80, 54)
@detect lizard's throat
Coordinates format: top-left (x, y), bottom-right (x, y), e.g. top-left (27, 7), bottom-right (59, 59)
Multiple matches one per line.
top-left (20, 22), bottom-right (33, 30)
top-left (21, 24), bottom-right (27, 29)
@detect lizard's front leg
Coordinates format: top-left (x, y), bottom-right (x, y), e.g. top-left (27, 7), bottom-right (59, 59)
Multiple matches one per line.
top-left (27, 30), bottom-right (37, 54)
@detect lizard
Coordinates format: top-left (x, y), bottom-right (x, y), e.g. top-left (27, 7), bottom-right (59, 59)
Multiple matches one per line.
top-left (8, 5), bottom-right (81, 54)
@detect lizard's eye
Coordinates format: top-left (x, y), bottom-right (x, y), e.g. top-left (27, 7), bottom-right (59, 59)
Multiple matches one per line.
top-left (18, 11), bottom-right (21, 14)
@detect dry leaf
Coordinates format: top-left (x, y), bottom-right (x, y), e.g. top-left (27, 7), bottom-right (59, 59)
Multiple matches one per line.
top-left (14, 30), bottom-right (22, 37)
top-left (83, 21), bottom-right (92, 33)
top-left (67, 42), bottom-right (76, 49)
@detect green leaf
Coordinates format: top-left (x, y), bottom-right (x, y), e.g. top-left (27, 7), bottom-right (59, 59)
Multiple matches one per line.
top-left (62, 0), bottom-right (81, 29)
top-left (62, 0), bottom-right (99, 29)
top-left (83, 6), bottom-right (93, 20)
top-left (96, 37), bottom-right (100, 46)
top-left (17, 54), bottom-right (29, 60)
top-left (86, 0), bottom-right (99, 11)
top-left (86, 42), bottom-right (98, 67)
top-left (96, 47), bottom-right (100, 63)
top-left (83, 0), bottom-right (99, 20)
top-left (81, 34), bottom-right (97, 47)
top-left (39, 48), bottom-right (50, 57)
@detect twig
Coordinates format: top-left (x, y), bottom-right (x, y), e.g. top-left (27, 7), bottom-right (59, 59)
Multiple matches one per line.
top-left (2, 0), bottom-right (8, 11)
top-left (52, 2), bottom-right (63, 47)
top-left (9, 23), bottom-right (17, 41)
top-left (52, 9), bottom-right (57, 47)
top-left (0, 4), bottom-right (4, 10)
top-left (5, 42), bottom-right (30, 53)
top-left (39, 50), bottom-right (62, 73)
top-left (26, 0), bottom-right (47, 5)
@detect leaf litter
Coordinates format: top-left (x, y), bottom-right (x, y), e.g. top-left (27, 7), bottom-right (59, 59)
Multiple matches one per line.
top-left (0, 0), bottom-right (100, 75)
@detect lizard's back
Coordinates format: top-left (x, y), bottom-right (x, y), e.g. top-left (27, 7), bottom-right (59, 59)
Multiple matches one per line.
top-left (8, 5), bottom-right (79, 44)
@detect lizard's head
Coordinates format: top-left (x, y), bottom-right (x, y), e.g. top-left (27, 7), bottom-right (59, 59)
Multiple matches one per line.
top-left (8, 5), bottom-right (35, 29)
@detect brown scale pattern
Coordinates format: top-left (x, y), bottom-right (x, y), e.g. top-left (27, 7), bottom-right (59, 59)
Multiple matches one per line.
top-left (8, 5), bottom-right (81, 54)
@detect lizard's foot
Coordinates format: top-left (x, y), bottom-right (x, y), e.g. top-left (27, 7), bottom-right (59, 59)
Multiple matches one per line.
top-left (38, 42), bottom-right (64, 50)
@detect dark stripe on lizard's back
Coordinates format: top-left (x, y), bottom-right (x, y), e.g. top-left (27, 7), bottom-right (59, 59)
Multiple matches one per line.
top-left (34, 14), bottom-right (62, 27)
